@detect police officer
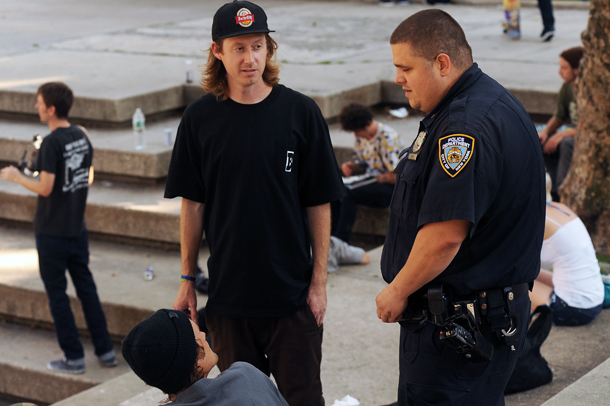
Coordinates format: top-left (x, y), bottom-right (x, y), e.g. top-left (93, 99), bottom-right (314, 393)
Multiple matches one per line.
top-left (376, 10), bottom-right (545, 405)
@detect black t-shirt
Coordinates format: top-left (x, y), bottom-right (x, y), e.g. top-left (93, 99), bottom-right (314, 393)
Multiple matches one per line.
top-left (34, 125), bottom-right (93, 238)
top-left (381, 64), bottom-right (545, 295)
top-left (165, 85), bottom-right (345, 317)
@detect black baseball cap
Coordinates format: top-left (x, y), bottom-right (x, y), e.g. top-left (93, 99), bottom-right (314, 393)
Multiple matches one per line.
top-left (212, 1), bottom-right (275, 41)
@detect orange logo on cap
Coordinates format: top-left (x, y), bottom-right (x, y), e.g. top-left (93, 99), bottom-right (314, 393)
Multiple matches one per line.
top-left (235, 8), bottom-right (254, 27)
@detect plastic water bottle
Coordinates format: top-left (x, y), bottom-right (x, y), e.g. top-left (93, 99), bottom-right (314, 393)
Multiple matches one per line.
top-left (185, 60), bottom-right (194, 83)
top-left (164, 128), bottom-right (173, 146)
top-left (133, 108), bottom-right (146, 150)
top-left (143, 266), bottom-right (154, 281)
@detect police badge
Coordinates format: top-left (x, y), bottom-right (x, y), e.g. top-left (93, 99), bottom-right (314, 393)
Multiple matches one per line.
top-left (408, 130), bottom-right (427, 161)
top-left (439, 134), bottom-right (474, 177)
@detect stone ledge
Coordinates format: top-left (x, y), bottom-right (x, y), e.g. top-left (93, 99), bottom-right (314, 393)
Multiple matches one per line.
top-left (1, 78), bottom-right (557, 127)
top-left (0, 87), bottom-right (186, 125)
top-left (0, 144), bottom-right (172, 184)
top-left (0, 189), bottom-right (181, 246)
top-left (540, 356), bottom-right (610, 406)
top-left (51, 371), bottom-right (149, 406)
top-left (0, 285), bottom-right (153, 340)
top-left (0, 362), bottom-right (95, 405)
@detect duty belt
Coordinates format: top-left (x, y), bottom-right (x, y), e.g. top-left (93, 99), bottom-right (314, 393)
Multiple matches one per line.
top-left (401, 282), bottom-right (531, 350)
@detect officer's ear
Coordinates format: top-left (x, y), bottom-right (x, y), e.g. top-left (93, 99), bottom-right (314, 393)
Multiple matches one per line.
top-left (435, 53), bottom-right (452, 77)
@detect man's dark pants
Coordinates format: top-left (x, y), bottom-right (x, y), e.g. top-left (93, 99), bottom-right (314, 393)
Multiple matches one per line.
top-left (36, 229), bottom-right (113, 360)
top-left (397, 294), bottom-right (530, 406)
top-left (332, 182), bottom-right (394, 243)
top-left (537, 0), bottom-right (555, 32)
top-left (206, 307), bottom-right (323, 406)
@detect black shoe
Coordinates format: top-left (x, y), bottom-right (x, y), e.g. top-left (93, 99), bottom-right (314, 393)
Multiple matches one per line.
top-left (541, 28), bottom-right (555, 42)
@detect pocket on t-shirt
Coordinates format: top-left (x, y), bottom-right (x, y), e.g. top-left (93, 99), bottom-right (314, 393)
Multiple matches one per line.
top-left (276, 142), bottom-right (297, 183)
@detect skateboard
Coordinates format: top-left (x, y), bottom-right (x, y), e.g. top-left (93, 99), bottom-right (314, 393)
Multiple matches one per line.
top-left (503, 0), bottom-right (521, 40)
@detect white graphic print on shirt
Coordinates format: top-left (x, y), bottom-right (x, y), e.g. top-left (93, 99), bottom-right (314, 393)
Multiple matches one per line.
top-left (62, 138), bottom-right (90, 193)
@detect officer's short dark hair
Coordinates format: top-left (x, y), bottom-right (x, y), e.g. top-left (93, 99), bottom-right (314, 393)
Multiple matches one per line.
top-left (390, 9), bottom-right (473, 72)
top-left (560, 46), bottom-right (585, 70)
top-left (339, 103), bottom-right (373, 132)
top-left (37, 82), bottom-right (74, 119)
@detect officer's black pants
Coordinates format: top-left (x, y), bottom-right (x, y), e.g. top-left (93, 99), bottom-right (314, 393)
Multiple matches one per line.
top-left (397, 294), bottom-right (530, 406)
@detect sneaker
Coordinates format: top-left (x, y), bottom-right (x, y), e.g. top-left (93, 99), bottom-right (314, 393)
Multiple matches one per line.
top-left (541, 28), bottom-right (555, 42)
top-left (97, 349), bottom-right (118, 367)
top-left (47, 357), bottom-right (86, 374)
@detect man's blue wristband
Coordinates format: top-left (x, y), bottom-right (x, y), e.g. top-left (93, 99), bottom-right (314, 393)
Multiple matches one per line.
top-left (181, 275), bottom-right (196, 282)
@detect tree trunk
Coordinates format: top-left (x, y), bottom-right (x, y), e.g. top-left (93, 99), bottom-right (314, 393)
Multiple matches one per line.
top-left (561, 0), bottom-right (610, 255)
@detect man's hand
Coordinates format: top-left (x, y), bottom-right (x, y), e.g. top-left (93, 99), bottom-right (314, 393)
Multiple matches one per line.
top-left (538, 129), bottom-right (548, 145)
top-left (174, 280), bottom-right (198, 322)
top-left (307, 283), bottom-right (327, 326)
top-left (341, 162), bottom-right (355, 177)
top-left (0, 165), bottom-right (20, 182)
top-left (375, 220), bottom-right (470, 324)
top-left (543, 133), bottom-right (564, 154)
top-left (1, 166), bottom-right (54, 197)
top-left (376, 283), bottom-right (409, 323)
top-left (376, 172), bottom-right (396, 184)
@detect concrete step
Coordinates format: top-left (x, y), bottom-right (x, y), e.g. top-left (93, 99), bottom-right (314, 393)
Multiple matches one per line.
top-left (0, 117), bottom-right (177, 185)
top-left (539, 356), bottom-right (610, 406)
top-left (0, 321), bottom-right (130, 405)
top-left (0, 180), bottom-right (181, 248)
top-left (0, 2), bottom-right (588, 125)
top-left (0, 112), bottom-right (420, 245)
top-left (0, 226), bottom-right (210, 338)
top-left (49, 371), bottom-right (150, 406)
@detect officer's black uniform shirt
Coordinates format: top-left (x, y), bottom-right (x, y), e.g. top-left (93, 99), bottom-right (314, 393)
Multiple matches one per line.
top-left (381, 63), bottom-right (545, 295)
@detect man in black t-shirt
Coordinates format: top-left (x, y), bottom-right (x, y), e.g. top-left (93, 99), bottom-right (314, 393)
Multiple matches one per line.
top-left (376, 10), bottom-right (544, 406)
top-left (1, 82), bottom-right (116, 374)
top-left (164, 2), bottom-right (344, 405)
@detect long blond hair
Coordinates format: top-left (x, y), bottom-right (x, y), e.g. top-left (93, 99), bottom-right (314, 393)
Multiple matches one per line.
top-left (201, 34), bottom-right (280, 101)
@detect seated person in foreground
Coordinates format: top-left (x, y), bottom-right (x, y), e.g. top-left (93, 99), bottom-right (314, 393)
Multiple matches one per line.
top-left (122, 309), bottom-right (289, 406)
top-left (530, 176), bottom-right (605, 326)
top-left (332, 103), bottom-right (404, 243)
top-left (537, 46), bottom-right (584, 201)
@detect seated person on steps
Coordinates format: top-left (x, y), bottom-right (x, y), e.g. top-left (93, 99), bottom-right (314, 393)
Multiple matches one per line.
top-left (530, 174), bottom-right (605, 326)
top-left (332, 103), bottom-right (404, 243)
top-left (537, 46), bottom-right (584, 202)
top-left (122, 309), bottom-right (289, 406)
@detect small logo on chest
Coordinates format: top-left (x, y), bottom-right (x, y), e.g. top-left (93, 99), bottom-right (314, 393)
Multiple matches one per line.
top-left (285, 151), bottom-right (294, 172)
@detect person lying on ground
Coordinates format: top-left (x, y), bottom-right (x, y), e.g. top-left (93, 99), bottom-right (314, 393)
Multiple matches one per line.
top-left (328, 236), bottom-right (371, 273)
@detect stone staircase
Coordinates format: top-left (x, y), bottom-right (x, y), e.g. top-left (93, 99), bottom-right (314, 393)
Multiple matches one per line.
top-left (2, 1), bottom-right (605, 405)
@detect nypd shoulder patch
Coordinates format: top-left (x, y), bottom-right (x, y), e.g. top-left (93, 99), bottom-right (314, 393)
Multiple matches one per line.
top-left (438, 134), bottom-right (475, 178)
